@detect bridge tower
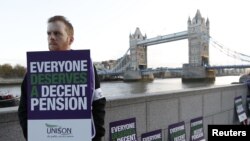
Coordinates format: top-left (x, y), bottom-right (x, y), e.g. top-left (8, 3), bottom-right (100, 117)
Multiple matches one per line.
top-left (182, 10), bottom-right (215, 82)
top-left (129, 27), bottom-right (147, 70)
top-left (123, 27), bottom-right (153, 81)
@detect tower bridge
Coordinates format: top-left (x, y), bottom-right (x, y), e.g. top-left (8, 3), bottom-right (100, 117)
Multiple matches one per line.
top-left (98, 10), bottom-right (250, 82)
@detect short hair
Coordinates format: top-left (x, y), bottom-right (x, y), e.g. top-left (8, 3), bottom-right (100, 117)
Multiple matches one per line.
top-left (48, 15), bottom-right (74, 37)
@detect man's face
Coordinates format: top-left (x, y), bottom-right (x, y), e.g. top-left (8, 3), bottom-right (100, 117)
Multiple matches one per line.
top-left (47, 21), bottom-right (73, 51)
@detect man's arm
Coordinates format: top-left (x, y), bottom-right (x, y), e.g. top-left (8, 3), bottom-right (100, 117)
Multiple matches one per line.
top-left (18, 75), bottom-right (27, 140)
top-left (92, 67), bottom-right (106, 141)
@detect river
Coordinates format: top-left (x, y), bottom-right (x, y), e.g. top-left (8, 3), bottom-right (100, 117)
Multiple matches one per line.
top-left (0, 76), bottom-right (242, 98)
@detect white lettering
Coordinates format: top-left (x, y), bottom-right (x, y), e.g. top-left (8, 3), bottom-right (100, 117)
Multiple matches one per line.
top-left (50, 61), bottom-right (58, 72)
top-left (212, 129), bottom-right (218, 136)
top-left (65, 61), bottom-right (72, 72)
top-left (170, 125), bottom-right (185, 134)
top-left (31, 97), bottom-right (87, 111)
top-left (143, 134), bottom-right (161, 141)
top-left (41, 85), bottom-right (49, 97)
top-left (31, 99), bottom-right (39, 111)
top-left (112, 123), bottom-right (135, 133)
top-left (174, 134), bottom-right (185, 141)
top-left (39, 98), bottom-right (47, 111)
top-left (29, 60), bottom-right (88, 73)
top-left (37, 61), bottom-right (44, 73)
top-left (40, 84), bottom-right (86, 97)
top-left (30, 62), bottom-right (37, 73)
top-left (212, 129), bottom-right (247, 136)
top-left (191, 120), bottom-right (202, 127)
top-left (44, 62), bottom-right (51, 72)
top-left (81, 60), bottom-right (88, 71)
top-left (117, 134), bottom-right (136, 141)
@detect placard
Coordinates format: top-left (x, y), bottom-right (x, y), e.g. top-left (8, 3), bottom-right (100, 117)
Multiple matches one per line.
top-left (234, 96), bottom-right (247, 123)
top-left (27, 50), bottom-right (93, 141)
top-left (168, 121), bottom-right (186, 141)
top-left (110, 118), bottom-right (137, 141)
top-left (141, 129), bottom-right (162, 141)
top-left (247, 95), bottom-right (250, 115)
top-left (190, 117), bottom-right (205, 141)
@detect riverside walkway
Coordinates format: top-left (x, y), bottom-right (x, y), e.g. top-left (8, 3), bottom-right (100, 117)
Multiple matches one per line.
top-left (0, 78), bottom-right (22, 85)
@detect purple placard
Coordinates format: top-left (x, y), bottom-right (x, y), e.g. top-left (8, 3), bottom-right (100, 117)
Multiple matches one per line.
top-left (247, 95), bottom-right (250, 113)
top-left (27, 50), bottom-right (93, 119)
top-left (168, 121), bottom-right (186, 141)
top-left (141, 129), bottom-right (162, 141)
top-left (109, 118), bottom-right (137, 141)
top-left (234, 96), bottom-right (247, 122)
top-left (190, 117), bottom-right (205, 141)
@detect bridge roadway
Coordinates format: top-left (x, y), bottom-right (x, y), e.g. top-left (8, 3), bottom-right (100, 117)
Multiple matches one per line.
top-left (206, 64), bottom-right (250, 69)
top-left (98, 67), bottom-right (182, 76)
top-left (98, 66), bottom-right (249, 76)
top-left (0, 84), bottom-right (248, 141)
top-left (98, 64), bottom-right (250, 76)
top-left (137, 31), bottom-right (188, 46)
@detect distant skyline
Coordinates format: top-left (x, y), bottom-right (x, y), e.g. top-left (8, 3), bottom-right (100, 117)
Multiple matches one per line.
top-left (1, 0), bottom-right (250, 68)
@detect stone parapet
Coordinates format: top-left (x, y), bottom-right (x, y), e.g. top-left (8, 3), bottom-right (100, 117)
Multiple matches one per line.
top-left (0, 84), bottom-right (248, 141)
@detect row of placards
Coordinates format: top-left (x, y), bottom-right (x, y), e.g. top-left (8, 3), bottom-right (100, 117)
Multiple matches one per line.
top-left (109, 117), bottom-right (205, 141)
top-left (110, 95), bottom-right (250, 141)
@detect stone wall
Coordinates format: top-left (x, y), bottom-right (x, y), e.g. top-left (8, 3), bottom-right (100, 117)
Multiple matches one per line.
top-left (104, 84), bottom-right (248, 141)
top-left (0, 84), bottom-right (248, 141)
top-left (0, 107), bottom-right (25, 141)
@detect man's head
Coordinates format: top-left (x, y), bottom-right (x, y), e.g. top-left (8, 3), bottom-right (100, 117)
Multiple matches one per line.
top-left (47, 15), bottom-right (74, 51)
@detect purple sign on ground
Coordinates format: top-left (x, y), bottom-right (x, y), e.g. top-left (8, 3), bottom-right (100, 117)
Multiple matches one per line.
top-left (168, 121), bottom-right (186, 141)
top-left (109, 118), bottom-right (137, 141)
top-left (190, 117), bottom-right (205, 141)
top-left (141, 129), bottom-right (162, 141)
top-left (27, 50), bottom-right (93, 141)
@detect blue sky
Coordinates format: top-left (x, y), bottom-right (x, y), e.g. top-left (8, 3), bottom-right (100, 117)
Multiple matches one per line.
top-left (1, 0), bottom-right (250, 68)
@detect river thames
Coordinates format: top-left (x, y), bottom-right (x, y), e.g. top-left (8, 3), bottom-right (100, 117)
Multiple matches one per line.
top-left (0, 76), bottom-right (242, 98)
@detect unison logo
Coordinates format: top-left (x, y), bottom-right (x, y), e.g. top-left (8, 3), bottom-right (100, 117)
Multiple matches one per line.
top-left (45, 123), bottom-right (73, 136)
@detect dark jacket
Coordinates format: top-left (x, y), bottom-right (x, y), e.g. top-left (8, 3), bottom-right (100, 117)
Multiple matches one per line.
top-left (18, 67), bottom-right (106, 141)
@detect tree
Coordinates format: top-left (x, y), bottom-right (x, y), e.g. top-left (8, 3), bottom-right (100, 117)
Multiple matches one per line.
top-left (0, 63), bottom-right (26, 78)
top-left (0, 64), bottom-right (13, 78)
top-left (13, 64), bottom-right (26, 78)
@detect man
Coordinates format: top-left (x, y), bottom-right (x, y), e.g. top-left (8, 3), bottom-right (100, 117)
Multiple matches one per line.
top-left (18, 16), bottom-right (106, 141)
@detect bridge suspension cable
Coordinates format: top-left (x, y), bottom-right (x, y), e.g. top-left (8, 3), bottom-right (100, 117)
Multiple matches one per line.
top-left (209, 36), bottom-right (250, 63)
top-left (109, 46), bottom-right (131, 73)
